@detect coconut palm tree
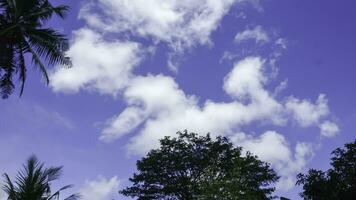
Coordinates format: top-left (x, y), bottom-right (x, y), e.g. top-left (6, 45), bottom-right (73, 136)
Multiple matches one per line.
top-left (2, 156), bottom-right (79, 200)
top-left (0, 0), bottom-right (71, 98)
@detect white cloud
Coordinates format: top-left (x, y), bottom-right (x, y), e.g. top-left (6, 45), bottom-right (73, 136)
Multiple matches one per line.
top-left (319, 121), bottom-right (340, 137)
top-left (50, 28), bottom-right (144, 95)
top-left (79, 176), bottom-right (120, 200)
top-left (78, 0), bottom-right (260, 69)
top-left (100, 74), bottom-right (200, 146)
top-left (97, 56), bottom-right (337, 189)
top-left (224, 57), bottom-right (267, 100)
top-left (100, 57), bottom-right (336, 155)
top-left (285, 94), bottom-right (330, 127)
top-left (38, 0), bottom-right (337, 194)
top-left (51, 0), bottom-right (263, 90)
top-left (235, 25), bottom-right (269, 44)
top-left (275, 38), bottom-right (288, 50)
top-left (101, 107), bottom-right (147, 142)
top-left (230, 131), bottom-right (314, 190)
top-left (232, 131), bottom-right (292, 164)
top-left (79, 0), bottom-right (239, 53)
top-left (273, 80), bottom-right (288, 96)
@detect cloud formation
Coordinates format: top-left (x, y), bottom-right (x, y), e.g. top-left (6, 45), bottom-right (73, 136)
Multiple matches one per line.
top-left (319, 121), bottom-right (340, 137)
top-left (101, 57), bottom-right (336, 152)
top-left (76, 0), bottom-right (260, 70)
top-left (97, 57), bottom-right (336, 189)
top-left (51, 29), bottom-right (144, 95)
top-left (49, 0), bottom-right (339, 192)
top-left (80, 176), bottom-right (120, 200)
top-left (80, 0), bottom-right (242, 52)
top-left (235, 25), bottom-right (270, 44)
top-left (51, 0), bottom-right (257, 91)
top-left (285, 95), bottom-right (329, 127)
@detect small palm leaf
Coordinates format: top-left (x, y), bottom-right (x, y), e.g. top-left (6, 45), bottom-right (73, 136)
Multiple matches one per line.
top-left (2, 155), bottom-right (80, 200)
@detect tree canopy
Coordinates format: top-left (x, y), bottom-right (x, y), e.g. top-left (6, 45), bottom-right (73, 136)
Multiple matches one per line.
top-left (2, 155), bottom-right (79, 200)
top-left (120, 131), bottom-right (279, 200)
top-left (0, 0), bottom-right (71, 98)
top-left (296, 139), bottom-right (356, 200)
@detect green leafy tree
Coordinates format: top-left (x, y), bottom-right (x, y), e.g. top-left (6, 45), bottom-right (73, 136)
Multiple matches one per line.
top-left (2, 155), bottom-right (79, 200)
top-left (120, 131), bottom-right (279, 200)
top-left (296, 139), bottom-right (356, 200)
top-left (0, 0), bottom-right (71, 98)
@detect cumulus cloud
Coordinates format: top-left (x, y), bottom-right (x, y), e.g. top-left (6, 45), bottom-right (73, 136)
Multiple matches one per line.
top-left (235, 25), bottom-right (269, 44)
top-left (319, 121), bottom-right (340, 137)
top-left (285, 95), bottom-right (330, 127)
top-left (80, 0), bottom-right (242, 52)
top-left (48, 0), bottom-right (338, 192)
top-left (100, 57), bottom-right (336, 151)
top-left (77, 0), bottom-right (261, 70)
top-left (98, 56), bottom-right (337, 189)
top-left (79, 176), bottom-right (120, 200)
top-left (100, 74), bottom-right (200, 145)
top-left (51, 0), bottom-right (258, 92)
top-left (50, 28), bottom-right (144, 95)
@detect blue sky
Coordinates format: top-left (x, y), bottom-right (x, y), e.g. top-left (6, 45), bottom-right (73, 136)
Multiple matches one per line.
top-left (1, 0), bottom-right (356, 199)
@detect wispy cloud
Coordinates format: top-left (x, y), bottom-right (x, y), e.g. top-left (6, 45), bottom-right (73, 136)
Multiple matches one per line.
top-left (4, 100), bottom-right (74, 130)
top-left (235, 25), bottom-right (270, 44)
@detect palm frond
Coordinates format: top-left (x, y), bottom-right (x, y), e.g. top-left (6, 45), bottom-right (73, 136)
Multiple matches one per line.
top-left (23, 40), bottom-right (50, 84)
top-left (2, 156), bottom-right (79, 200)
top-left (43, 166), bottom-right (63, 182)
top-left (63, 193), bottom-right (81, 200)
top-left (48, 185), bottom-right (75, 200)
top-left (2, 173), bottom-right (18, 199)
top-left (0, 0), bottom-right (71, 97)
top-left (0, 44), bottom-right (15, 98)
top-left (18, 47), bottom-right (26, 96)
top-left (24, 1), bottom-right (69, 23)
top-left (26, 28), bottom-right (71, 67)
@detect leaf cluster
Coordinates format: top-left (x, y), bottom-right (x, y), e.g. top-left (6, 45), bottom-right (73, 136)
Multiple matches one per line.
top-left (0, 0), bottom-right (71, 98)
top-left (2, 155), bottom-right (79, 200)
top-left (296, 139), bottom-right (356, 200)
top-left (120, 131), bottom-right (279, 200)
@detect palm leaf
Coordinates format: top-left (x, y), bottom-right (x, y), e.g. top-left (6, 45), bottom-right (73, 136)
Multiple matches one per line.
top-left (2, 173), bottom-right (18, 199)
top-left (18, 47), bottom-right (26, 96)
top-left (2, 155), bottom-right (80, 200)
top-left (26, 28), bottom-right (71, 67)
top-left (0, 44), bottom-right (15, 98)
top-left (0, 0), bottom-right (71, 98)
top-left (23, 40), bottom-right (50, 84)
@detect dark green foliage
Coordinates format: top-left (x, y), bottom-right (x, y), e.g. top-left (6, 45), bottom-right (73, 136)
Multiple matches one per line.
top-left (2, 155), bottom-right (79, 200)
top-left (296, 139), bottom-right (356, 200)
top-left (120, 131), bottom-right (279, 200)
top-left (0, 0), bottom-right (71, 98)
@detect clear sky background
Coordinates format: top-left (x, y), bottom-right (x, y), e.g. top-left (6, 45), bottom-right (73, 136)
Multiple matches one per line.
top-left (1, 0), bottom-right (356, 199)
